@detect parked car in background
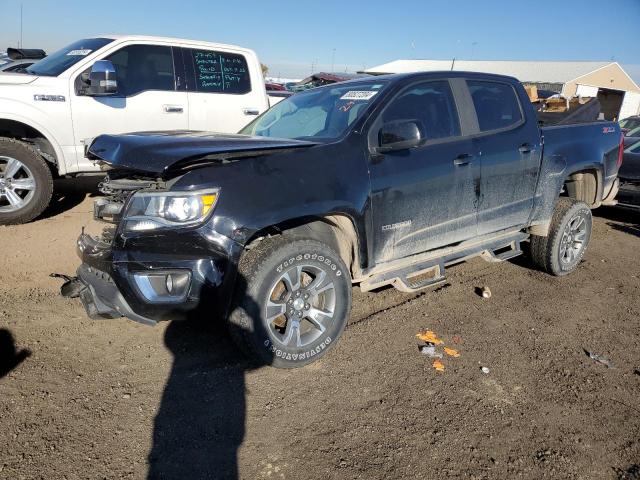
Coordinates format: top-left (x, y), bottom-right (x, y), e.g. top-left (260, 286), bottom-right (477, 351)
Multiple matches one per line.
top-left (0, 35), bottom-right (269, 225)
top-left (617, 140), bottom-right (640, 209)
top-left (265, 82), bottom-right (292, 105)
top-left (620, 115), bottom-right (640, 133)
top-left (0, 47), bottom-right (46, 73)
top-left (620, 141), bottom-right (640, 181)
top-left (290, 72), bottom-right (369, 92)
top-left (265, 82), bottom-right (286, 91)
top-left (64, 71), bottom-right (622, 368)
top-left (623, 125), bottom-right (640, 148)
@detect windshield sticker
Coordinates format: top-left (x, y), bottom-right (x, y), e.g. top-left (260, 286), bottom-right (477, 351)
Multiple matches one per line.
top-left (66, 49), bottom-right (92, 56)
top-left (340, 91), bottom-right (378, 101)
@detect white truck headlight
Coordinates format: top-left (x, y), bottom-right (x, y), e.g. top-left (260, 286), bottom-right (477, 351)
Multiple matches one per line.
top-left (123, 189), bottom-right (219, 232)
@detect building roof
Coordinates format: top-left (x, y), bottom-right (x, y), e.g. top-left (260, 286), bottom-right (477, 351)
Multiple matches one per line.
top-left (364, 60), bottom-right (614, 84)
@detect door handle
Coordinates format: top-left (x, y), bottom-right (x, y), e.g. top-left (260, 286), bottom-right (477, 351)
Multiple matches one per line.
top-left (518, 143), bottom-right (533, 153)
top-left (243, 108), bottom-right (260, 116)
top-left (163, 105), bottom-right (184, 114)
top-left (453, 153), bottom-right (473, 166)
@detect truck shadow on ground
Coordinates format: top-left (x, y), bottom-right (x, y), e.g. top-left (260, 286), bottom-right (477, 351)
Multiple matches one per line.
top-left (40, 176), bottom-right (102, 220)
top-left (0, 328), bottom-right (31, 379)
top-left (594, 206), bottom-right (640, 238)
top-left (148, 274), bottom-right (272, 480)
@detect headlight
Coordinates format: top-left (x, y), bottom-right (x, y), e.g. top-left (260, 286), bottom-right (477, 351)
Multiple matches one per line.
top-left (123, 189), bottom-right (219, 232)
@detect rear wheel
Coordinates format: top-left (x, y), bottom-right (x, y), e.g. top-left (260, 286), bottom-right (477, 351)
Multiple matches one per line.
top-left (0, 138), bottom-right (53, 225)
top-left (530, 197), bottom-right (592, 276)
top-left (228, 236), bottom-right (351, 368)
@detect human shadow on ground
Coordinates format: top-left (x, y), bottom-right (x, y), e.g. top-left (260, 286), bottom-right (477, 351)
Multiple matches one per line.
top-left (0, 328), bottom-right (31, 378)
top-left (148, 273), bottom-right (273, 480)
top-left (39, 176), bottom-right (102, 220)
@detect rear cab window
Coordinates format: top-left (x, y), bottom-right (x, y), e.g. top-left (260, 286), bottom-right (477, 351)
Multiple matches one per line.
top-left (467, 80), bottom-right (523, 132)
top-left (183, 48), bottom-right (251, 94)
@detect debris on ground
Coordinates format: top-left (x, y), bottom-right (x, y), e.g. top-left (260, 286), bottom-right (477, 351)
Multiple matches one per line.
top-left (432, 359), bottom-right (445, 372)
top-left (584, 349), bottom-right (613, 368)
top-left (416, 330), bottom-right (444, 345)
top-left (416, 330), bottom-right (460, 370)
top-left (419, 345), bottom-right (443, 358)
top-left (481, 366), bottom-right (490, 374)
top-left (474, 286), bottom-right (492, 298)
top-left (444, 347), bottom-right (460, 358)
top-left (452, 335), bottom-right (463, 344)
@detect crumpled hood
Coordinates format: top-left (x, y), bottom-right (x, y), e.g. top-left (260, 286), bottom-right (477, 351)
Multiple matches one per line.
top-left (0, 72), bottom-right (38, 85)
top-left (88, 131), bottom-right (317, 175)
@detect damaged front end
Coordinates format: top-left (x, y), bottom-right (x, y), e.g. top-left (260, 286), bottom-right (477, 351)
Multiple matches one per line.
top-left (59, 173), bottom-right (168, 324)
top-left (59, 165), bottom-right (243, 326)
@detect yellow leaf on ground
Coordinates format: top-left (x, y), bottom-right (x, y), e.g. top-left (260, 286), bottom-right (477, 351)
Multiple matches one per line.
top-left (432, 359), bottom-right (445, 372)
top-left (416, 330), bottom-right (444, 345)
top-left (444, 347), bottom-right (460, 358)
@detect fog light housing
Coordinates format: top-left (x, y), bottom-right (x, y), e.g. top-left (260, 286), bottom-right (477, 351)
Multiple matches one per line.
top-left (132, 270), bottom-right (191, 303)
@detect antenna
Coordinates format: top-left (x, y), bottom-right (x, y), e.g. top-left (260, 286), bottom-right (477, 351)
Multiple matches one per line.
top-left (19, 3), bottom-right (23, 48)
top-left (450, 57), bottom-right (456, 71)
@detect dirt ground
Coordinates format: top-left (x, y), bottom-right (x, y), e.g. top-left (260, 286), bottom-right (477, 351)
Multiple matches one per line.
top-left (0, 178), bottom-right (639, 480)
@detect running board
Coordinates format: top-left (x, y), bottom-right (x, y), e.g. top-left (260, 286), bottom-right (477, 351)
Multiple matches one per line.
top-left (360, 231), bottom-right (528, 293)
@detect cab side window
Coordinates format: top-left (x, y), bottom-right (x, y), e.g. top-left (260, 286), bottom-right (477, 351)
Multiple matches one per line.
top-left (467, 80), bottom-right (523, 132)
top-left (382, 80), bottom-right (461, 141)
top-left (106, 44), bottom-right (175, 96)
top-left (183, 48), bottom-right (252, 94)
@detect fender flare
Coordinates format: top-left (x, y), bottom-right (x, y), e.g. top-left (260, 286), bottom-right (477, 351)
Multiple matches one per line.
top-left (0, 111), bottom-right (67, 174)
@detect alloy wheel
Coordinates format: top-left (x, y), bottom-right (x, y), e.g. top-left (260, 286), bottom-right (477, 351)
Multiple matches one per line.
top-left (0, 156), bottom-right (37, 213)
top-left (265, 263), bottom-right (336, 348)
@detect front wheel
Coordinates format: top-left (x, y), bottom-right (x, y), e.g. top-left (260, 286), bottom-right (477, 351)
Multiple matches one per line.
top-left (530, 197), bottom-right (592, 276)
top-left (228, 237), bottom-right (352, 368)
top-left (0, 138), bottom-right (53, 225)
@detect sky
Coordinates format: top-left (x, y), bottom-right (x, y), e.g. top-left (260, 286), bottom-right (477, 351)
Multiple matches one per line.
top-left (1, 0), bottom-right (639, 82)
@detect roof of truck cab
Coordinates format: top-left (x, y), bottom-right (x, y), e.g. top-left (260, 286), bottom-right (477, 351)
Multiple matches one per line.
top-left (364, 60), bottom-right (615, 84)
top-left (98, 35), bottom-right (255, 53)
top-left (329, 70), bottom-right (522, 86)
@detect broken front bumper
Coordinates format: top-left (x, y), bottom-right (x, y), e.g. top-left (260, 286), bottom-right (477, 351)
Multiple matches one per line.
top-left (74, 263), bottom-right (157, 325)
top-left (64, 229), bottom-right (243, 325)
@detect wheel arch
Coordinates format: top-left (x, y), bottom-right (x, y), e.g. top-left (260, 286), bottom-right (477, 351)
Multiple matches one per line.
top-left (244, 214), bottom-right (365, 279)
top-left (0, 116), bottom-right (63, 173)
top-left (562, 167), bottom-right (603, 208)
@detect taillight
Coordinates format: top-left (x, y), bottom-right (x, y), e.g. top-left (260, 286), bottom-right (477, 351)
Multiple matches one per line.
top-left (617, 133), bottom-right (624, 168)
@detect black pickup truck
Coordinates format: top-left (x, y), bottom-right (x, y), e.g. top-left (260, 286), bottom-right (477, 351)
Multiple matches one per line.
top-left (64, 71), bottom-right (623, 368)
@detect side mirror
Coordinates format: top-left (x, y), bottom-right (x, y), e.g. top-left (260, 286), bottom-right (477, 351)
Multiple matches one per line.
top-left (87, 60), bottom-right (118, 96)
top-left (377, 120), bottom-right (422, 153)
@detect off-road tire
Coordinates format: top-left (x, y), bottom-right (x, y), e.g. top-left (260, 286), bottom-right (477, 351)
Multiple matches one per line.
top-left (530, 197), bottom-right (592, 276)
top-left (228, 236), bottom-right (352, 368)
top-left (0, 138), bottom-right (53, 225)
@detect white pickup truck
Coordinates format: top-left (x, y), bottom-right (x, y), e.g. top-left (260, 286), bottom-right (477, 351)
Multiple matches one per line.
top-left (0, 35), bottom-right (270, 224)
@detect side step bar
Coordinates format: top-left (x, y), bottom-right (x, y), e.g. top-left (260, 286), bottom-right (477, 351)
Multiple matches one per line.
top-left (360, 231), bottom-right (528, 293)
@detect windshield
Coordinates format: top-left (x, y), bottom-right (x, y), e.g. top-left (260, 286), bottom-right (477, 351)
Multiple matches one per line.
top-left (240, 81), bottom-right (387, 141)
top-left (620, 117), bottom-right (640, 131)
top-left (625, 126), bottom-right (640, 137)
top-left (26, 38), bottom-right (113, 77)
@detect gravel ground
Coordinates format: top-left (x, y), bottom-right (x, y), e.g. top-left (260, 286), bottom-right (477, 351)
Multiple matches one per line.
top-left (0, 178), bottom-right (639, 479)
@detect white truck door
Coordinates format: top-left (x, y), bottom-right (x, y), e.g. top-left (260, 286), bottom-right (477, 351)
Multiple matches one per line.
top-left (180, 47), bottom-right (268, 133)
top-left (70, 44), bottom-right (189, 172)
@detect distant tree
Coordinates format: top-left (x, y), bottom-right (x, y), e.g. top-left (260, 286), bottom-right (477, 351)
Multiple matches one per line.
top-left (261, 63), bottom-right (269, 77)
